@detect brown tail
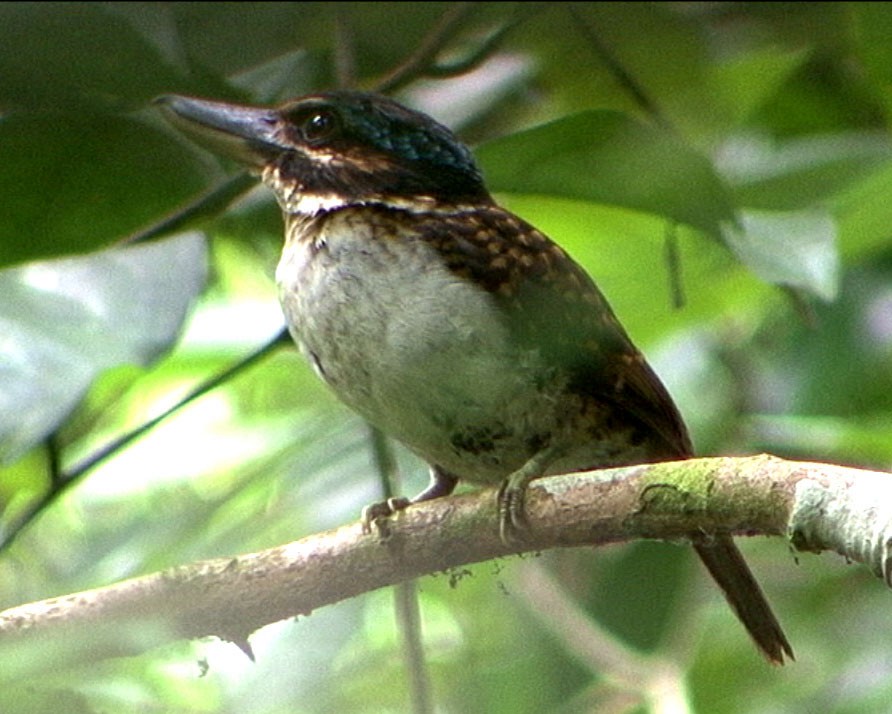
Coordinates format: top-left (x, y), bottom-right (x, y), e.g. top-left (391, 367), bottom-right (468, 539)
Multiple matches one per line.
top-left (692, 535), bottom-right (793, 664)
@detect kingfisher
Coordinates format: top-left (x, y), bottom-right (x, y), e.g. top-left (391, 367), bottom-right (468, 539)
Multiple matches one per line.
top-left (157, 90), bottom-right (792, 663)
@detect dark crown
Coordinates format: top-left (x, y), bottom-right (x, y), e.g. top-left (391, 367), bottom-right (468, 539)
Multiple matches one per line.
top-left (274, 91), bottom-right (489, 204)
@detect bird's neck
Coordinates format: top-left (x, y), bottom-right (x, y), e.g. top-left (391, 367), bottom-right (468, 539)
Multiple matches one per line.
top-left (261, 164), bottom-right (493, 219)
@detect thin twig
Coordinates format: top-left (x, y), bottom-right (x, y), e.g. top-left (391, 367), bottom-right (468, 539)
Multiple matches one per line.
top-left (374, 3), bottom-right (477, 94)
top-left (566, 4), bottom-right (669, 128)
top-left (369, 427), bottom-right (434, 714)
top-left (663, 222), bottom-right (686, 310)
top-left (568, 6), bottom-right (693, 315)
top-left (119, 172), bottom-right (257, 247)
top-left (424, 9), bottom-right (527, 79)
top-left (781, 286), bottom-right (819, 329)
top-left (0, 329), bottom-right (291, 552)
top-left (516, 561), bottom-right (691, 714)
top-left (394, 580), bottom-right (434, 714)
top-left (46, 432), bottom-right (63, 488)
top-left (369, 425), bottom-right (401, 501)
top-left (333, 5), bottom-right (357, 89)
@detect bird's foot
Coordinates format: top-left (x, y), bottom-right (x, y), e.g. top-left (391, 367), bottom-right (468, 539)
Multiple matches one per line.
top-left (360, 497), bottom-right (410, 535)
top-left (497, 474), bottom-right (531, 546)
top-left (497, 448), bottom-right (558, 546)
top-left (360, 466), bottom-right (459, 535)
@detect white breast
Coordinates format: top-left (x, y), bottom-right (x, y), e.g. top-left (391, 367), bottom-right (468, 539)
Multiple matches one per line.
top-left (275, 209), bottom-right (566, 482)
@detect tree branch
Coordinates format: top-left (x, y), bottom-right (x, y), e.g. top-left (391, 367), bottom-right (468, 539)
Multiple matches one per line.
top-left (1, 455), bottom-right (890, 668)
top-left (374, 3), bottom-right (476, 94)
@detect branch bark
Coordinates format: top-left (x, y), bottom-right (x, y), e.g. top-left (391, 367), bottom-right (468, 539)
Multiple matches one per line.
top-left (1, 455), bottom-right (890, 669)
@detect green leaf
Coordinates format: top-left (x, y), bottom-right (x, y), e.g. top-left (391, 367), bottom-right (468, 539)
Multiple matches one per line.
top-left (716, 132), bottom-right (892, 211)
top-left (0, 4), bottom-right (182, 110)
top-left (722, 209), bottom-right (839, 301)
top-left (0, 113), bottom-right (216, 268)
top-left (230, 50), bottom-right (322, 104)
top-left (495, 195), bottom-right (770, 347)
top-left (476, 110), bottom-right (737, 238)
top-left (748, 413), bottom-right (892, 463)
top-left (851, 2), bottom-right (892, 118)
top-left (833, 160), bottom-right (892, 259)
top-left (711, 46), bottom-right (812, 127)
top-left (0, 233), bottom-right (208, 463)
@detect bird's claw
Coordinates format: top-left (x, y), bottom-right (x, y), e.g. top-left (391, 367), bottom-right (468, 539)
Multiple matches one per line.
top-left (497, 478), bottom-right (531, 546)
top-left (360, 496), bottom-right (410, 535)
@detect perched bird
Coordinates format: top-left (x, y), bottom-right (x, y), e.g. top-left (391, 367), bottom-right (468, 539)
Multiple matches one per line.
top-left (157, 90), bottom-right (792, 663)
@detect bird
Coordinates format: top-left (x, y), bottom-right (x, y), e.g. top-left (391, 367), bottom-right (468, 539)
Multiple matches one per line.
top-left (156, 90), bottom-right (792, 664)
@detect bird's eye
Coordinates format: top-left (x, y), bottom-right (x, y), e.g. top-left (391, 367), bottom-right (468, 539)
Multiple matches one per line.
top-left (302, 110), bottom-right (338, 143)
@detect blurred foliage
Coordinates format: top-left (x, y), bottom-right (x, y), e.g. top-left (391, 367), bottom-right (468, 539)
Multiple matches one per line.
top-left (1, 2), bottom-right (891, 713)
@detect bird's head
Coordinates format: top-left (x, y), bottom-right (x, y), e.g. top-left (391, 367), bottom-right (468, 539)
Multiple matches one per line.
top-left (156, 91), bottom-right (491, 215)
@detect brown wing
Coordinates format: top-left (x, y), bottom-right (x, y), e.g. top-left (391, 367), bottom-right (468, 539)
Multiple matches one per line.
top-left (414, 204), bottom-right (692, 460)
top-left (412, 205), bottom-right (793, 662)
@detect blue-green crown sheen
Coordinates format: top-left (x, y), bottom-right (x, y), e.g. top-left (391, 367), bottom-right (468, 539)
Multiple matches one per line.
top-left (296, 91), bottom-right (485, 195)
